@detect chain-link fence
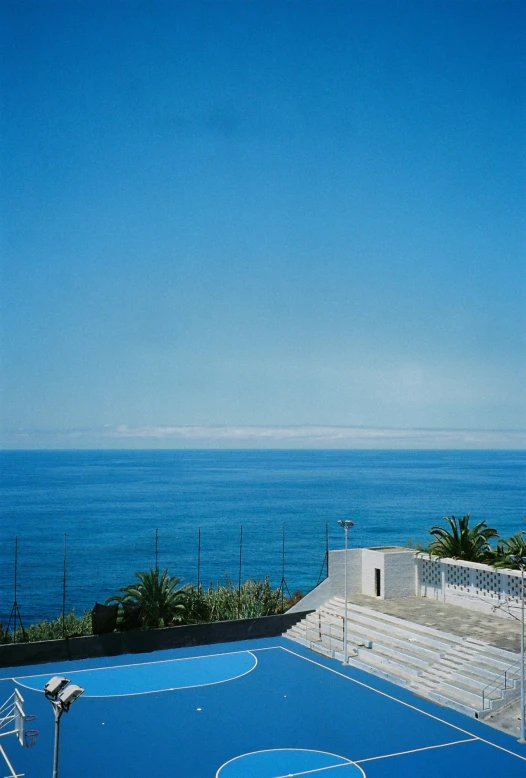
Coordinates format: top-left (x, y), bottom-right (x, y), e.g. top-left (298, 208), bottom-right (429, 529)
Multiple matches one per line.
top-left (1, 523), bottom-right (330, 636)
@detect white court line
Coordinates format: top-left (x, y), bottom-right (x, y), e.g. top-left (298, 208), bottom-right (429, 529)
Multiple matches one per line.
top-left (14, 651), bottom-right (258, 699)
top-left (356, 737), bottom-right (478, 763)
top-left (274, 763), bottom-right (364, 777)
top-left (0, 647), bottom-right (261, 683)
top-left (278, 645), bottom-right (526, 763)
top-left (274, 764), bottom-right (358, 777)
top-left (216, 747), bottom-right (364, 778)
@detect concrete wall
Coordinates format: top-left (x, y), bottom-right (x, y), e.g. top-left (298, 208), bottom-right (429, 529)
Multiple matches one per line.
top-left (361, 549), bottom-right (384, 597)
top-left (288, 549), bottom-right (362, 612)
top-left (290, 546), bottom-right (417, 609)
top-left (360, 548), bottom-right (416, 599)
top-left (328, 549), bottom-right (363, 598)
top-left (287, 578), bottom-right (332, 614)
top-left (0, 611), bottom-right (311, 670)
top-left (383, 549), bottom-right (417, 599)
top-left (417, 554), bottom-right (523, 619)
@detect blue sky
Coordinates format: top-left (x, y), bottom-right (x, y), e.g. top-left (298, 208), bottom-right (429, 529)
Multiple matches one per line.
top-left (1, 1), bottom-right (525, 449)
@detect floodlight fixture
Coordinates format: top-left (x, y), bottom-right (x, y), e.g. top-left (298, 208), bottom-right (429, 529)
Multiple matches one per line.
top-left (337, 519), bottom-right (354, 531)
top-left (57, 684), bottom-right (84, 709)
top-left (44, 677), bottom-right (70, 699)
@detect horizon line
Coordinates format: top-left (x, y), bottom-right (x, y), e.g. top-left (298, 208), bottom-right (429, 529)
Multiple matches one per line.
top-left (1, 424), bottom-right (525, 451)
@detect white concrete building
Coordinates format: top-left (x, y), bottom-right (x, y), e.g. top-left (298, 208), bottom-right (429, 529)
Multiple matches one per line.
top-left (290, 545), bottom-right (523, 620)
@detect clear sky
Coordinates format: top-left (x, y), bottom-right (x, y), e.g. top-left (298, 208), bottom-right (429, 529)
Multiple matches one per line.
top-left (1, 1), bottom-right (525, 449)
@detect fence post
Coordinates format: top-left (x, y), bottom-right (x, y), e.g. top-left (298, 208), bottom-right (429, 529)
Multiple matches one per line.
top-left (238, 525), bottom-right (243, 618)
top-left (197, 526), bottom-right (201, 591)
top-left (62, 533), bottom-right (67, 639)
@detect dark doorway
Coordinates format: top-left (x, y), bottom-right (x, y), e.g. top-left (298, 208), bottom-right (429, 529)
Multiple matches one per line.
top-left (375, 568), bottom-right (381, 597)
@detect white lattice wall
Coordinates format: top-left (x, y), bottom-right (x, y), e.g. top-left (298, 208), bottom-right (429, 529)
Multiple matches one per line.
top-left (446, 563), bottom-right (471, 592)
top-left (416, 554), bottom-right (523, 618)
top-left (503, 572), bottom-right (523, 606)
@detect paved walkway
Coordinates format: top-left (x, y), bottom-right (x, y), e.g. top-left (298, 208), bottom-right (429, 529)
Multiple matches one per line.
top-left (347, 594), bottom-right (521, 653)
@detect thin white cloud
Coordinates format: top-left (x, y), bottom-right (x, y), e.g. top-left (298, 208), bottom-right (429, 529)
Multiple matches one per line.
top-left (2, 425), bottom-right (525, 449)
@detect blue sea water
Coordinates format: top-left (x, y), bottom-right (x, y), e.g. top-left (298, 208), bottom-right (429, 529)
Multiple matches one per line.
top-left (0, 449), bottom-right (524, 625)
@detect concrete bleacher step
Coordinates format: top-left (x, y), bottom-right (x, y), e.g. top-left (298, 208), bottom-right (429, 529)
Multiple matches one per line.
top-left (284, 597), bottom-right (521, 719)
top-left (314, 609), bottom-right (372, 648)
top-left (330, 616), bottom-right (442, 661)
top-left (418, 687), bottom-right (479, 718)
top-left (331, 597), bottom-right (466, 650)
top-left (340, 601), bottom-right (519, 665)
top-left (310, 642), bottom-right (336, 659)
top-left (421, 651), bottom-right (520, 713)
top-left (349, 651), bottom-right (422, 685)
top-left (285, 632), bottom-right (310, 647)
top-left (324, 605), bottom-right (446, 662)
top-left (464, 637), bottom-right (520, 663)
top-left (445, 645), bottom-right (513, 671)
top-left (419, 676), bottom-right (501, 710)
top-left (421, 667), bottom-right (503, 700)
top-left (289, 615), bottom-right (367, 652)
top-left (437, 655), bottom-right (513, 684)
top-left (370, 643), bottom-right (431, 671)
top-left (439, 665), bottom-right (516, 693)
top-left (284, 624), bottom-right (357, 661)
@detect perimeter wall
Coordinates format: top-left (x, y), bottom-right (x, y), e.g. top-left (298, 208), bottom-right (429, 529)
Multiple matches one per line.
top-left (0, 611), bottom-right (311, 669)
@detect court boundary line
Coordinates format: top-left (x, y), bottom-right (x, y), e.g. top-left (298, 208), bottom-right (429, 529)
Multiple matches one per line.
top-left (279, 645), bottom-right (526, 763)
top-left (216, 747), bottom-right (365, 778)
top-left (355, 736), bottom-right (478, 763)
top-left (12, 651), bottom-right (258, 699)
top-left (1, 647), bottom-right (259, 683)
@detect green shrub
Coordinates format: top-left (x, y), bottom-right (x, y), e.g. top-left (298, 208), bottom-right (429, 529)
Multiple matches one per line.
top-left (0, 610), bottom-right (92, 644)
top-left (185, 577), bottom-right (286, 623)
top-left (105, 568), bottom-right (188, 629)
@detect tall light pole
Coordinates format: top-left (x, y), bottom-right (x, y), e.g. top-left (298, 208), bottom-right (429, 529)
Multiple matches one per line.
top-left (511, 554), bottom-right (526, 743)
top-left (44, 677), bottom-right (85, 778)
top-left (337, 519), bottom-right (354, 664)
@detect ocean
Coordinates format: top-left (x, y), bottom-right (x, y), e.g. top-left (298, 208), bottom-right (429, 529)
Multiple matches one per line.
top-left (0, 449), bottom-right (524, 626)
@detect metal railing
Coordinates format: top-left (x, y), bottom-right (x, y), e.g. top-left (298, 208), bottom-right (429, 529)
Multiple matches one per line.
top-left (481, 658), bottom-right (521, 710)
top-left (298, 611), bottom-right (360, 658)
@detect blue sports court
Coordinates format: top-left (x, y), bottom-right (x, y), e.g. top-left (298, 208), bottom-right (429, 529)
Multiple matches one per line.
top-left (1, 637), bottom-right (525, 777)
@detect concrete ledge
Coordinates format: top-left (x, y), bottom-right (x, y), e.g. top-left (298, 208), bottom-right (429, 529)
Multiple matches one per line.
top-left (0, 611), bottom-right (312, 669)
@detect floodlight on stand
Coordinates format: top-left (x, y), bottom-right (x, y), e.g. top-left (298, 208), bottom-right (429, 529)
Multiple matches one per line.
top-left (44, 677), bottom-right (70, 699)
top-left (510, 553), bottom-right (526, 743)
top-left (44, 677), bottom-right (85, 778)
top-left (337, 519), bottom-right (354, 664)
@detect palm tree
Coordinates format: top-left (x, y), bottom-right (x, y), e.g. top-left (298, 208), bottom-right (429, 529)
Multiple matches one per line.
top-left (106, 568), bottom-right (189, 629)
top-left (493, 532), bottom-right (526, 569)
top-left (427, 513), bottom-right (498, 562)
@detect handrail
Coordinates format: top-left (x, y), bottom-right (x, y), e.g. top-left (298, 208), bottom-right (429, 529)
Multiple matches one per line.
top-left (481, 658), bottom-right (521, 710)
top-left (301, 611), bottom-right (345, 653)
top-left (301, 610), bottom-right (363, 658)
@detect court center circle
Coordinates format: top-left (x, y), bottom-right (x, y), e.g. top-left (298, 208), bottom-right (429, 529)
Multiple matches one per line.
top-left (216, 748), bottom-right (365, 777)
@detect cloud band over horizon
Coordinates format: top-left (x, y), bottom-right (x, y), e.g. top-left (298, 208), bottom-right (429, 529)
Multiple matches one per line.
top-left (2, 425), bottom-right (525, 450)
